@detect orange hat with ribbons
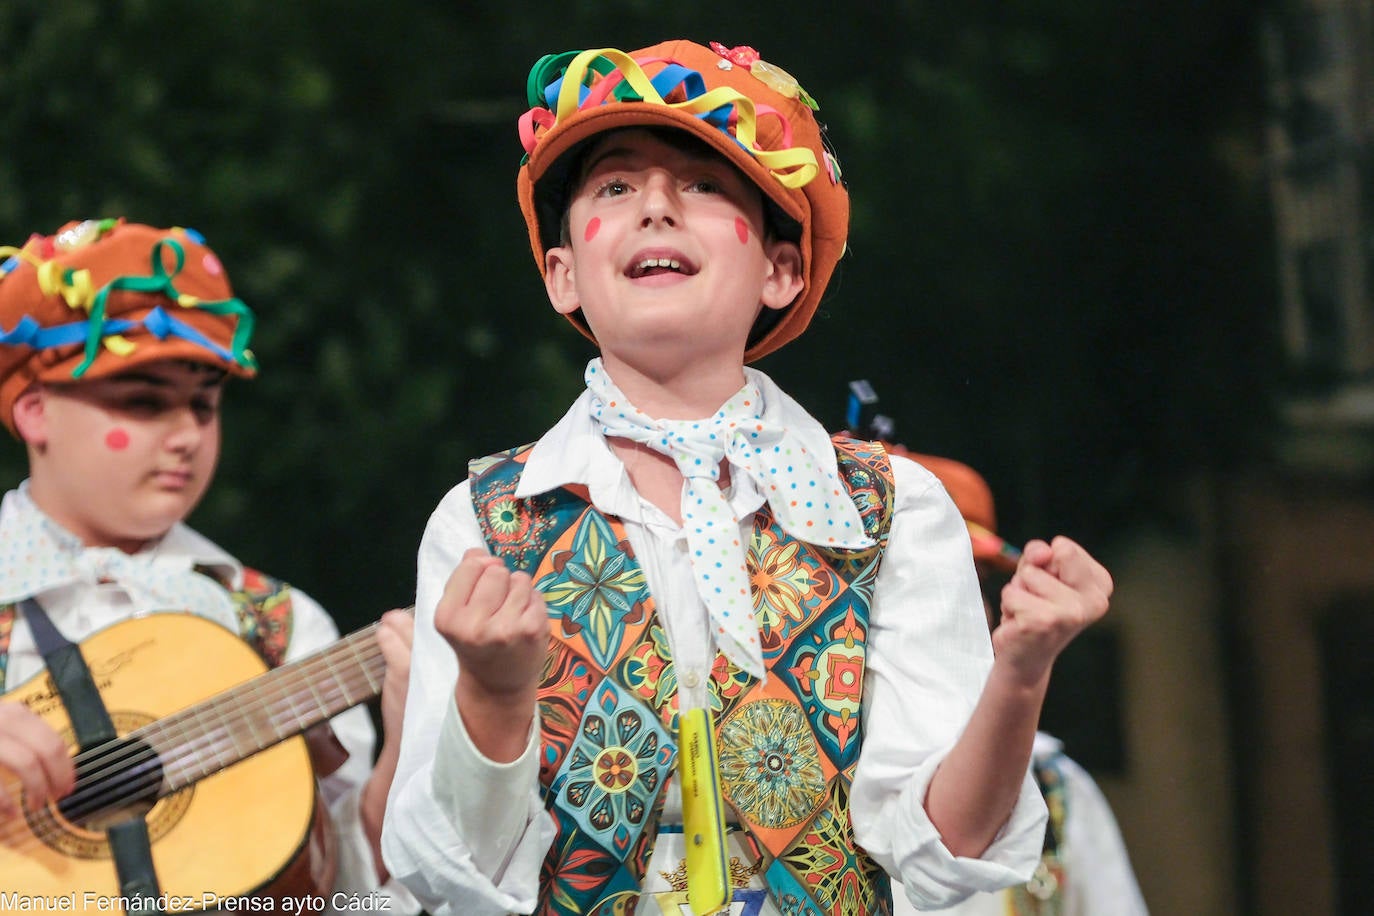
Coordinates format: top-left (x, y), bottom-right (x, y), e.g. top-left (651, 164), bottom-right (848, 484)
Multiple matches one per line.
top-left (0, 218), bottom-right (258, 436)
top-left (517, 39), bottom-right (849, 361)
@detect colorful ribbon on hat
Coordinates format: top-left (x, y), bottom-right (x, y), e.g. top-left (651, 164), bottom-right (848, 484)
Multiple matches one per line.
top-left (968, 520), bottom-right (1022, 569)
top-left (520, 47), bottom-right (820, 190)
top-left (0, 233), bottom-right (256, 377)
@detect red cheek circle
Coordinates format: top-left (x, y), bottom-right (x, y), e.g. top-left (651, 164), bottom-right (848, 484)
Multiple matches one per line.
top-left (735, 217), bottom-right (750, 245)
top-left (105, 428), bottom-right (130, 451)
top-left (583, 217), bottom-right (601, 243)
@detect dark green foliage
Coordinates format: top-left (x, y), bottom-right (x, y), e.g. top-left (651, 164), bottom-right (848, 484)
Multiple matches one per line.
top-left (0, 1), bottom-right (1274, 630)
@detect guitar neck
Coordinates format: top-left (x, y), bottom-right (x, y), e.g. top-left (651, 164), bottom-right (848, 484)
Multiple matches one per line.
top-left (131, 620), bottom-right (386, 793)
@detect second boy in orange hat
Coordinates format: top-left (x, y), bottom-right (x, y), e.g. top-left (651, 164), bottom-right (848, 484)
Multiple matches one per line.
top-left (889, 449), bottom-right (1148, 916)
top-left (0, 219), bottom-right (416, 911)
top-left (384, 40), bottom-right (1113, 916)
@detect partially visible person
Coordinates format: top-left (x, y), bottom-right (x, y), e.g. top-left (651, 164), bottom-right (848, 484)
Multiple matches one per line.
top-left (384, 39), bottom-right (1113, 916)
top-left (886, 443), bottom-right (1148, 916)
top-left (0, 218), bottom-right (417, 912)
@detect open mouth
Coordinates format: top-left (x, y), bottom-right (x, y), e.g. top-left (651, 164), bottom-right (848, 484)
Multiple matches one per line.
top-left (627, 253), bottom-right (698, 279)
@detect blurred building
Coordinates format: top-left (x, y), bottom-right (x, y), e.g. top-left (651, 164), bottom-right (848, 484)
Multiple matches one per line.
top-left (1227, 1), bottom-right (1373, 913)
top-left (1047, 5), bottom-right (1374, 914)
top-left (839, 10), bottom-right (1374, 913)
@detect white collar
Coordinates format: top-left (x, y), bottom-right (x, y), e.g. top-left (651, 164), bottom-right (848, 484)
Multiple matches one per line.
top-left (516, 367), bottom-right (845, 499)
top-left (0, 483), bottom-right (242, 605)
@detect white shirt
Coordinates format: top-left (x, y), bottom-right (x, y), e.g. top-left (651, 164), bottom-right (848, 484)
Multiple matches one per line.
top-left (892, 733), bottom-right (1149, 916)
top-left (383, 373), bottom-right (1048, 915)
top-left (0, 485), bottom-right (417, 913)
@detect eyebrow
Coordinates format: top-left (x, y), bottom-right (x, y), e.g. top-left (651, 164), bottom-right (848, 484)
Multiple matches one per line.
top-left (104, 371), bottom-right (224, 390)
top-left (581, 145), bottom-right (640, 175)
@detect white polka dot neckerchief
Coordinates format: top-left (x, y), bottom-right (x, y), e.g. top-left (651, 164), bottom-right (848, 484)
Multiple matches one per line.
top-left (0, 488), bottom-right (237, 622)
top-left (584, 358), bottom-right (873, 677)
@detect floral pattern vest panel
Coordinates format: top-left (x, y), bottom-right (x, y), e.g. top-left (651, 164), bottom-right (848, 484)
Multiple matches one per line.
top-left (469, 435), bottom-right (896, 916)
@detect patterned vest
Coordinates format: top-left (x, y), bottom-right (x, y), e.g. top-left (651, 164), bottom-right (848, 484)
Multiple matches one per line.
top-left (1006, 754), bottom-right (1069, 916)
top-left (469, 435), bottom-right (896, 916)
top-left (0, 566), bottom-right (295, 690)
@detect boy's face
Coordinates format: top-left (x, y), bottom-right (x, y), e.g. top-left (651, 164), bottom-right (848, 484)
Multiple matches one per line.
top-left (15, 360), bottom-right (225, 552)
top-left (543, 129), bottom-right (803, 366)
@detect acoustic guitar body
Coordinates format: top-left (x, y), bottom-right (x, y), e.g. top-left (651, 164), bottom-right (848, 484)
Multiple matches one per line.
top-left (0, 613), bottom-right (334, 909)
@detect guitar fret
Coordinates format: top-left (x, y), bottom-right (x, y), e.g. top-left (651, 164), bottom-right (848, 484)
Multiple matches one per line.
top-left (326, 656), bottom-right (359, 707)
top-left (349, 637), bottom-right (383, 695)
top-left (283, 671), bottom-right (313, 732)
top-left (211, 692), bottom-right (251, 768)
top-left (304, 662), bottom-right (330, 715)
top-left (242, 693), bottom-right (272, 751)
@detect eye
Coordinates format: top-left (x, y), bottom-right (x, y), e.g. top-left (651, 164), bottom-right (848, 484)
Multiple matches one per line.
top-left (191, 397), bottom-right (219, 423)
top-left (686, 178), bottom-right (722, 194)
top-left (122, 394), bottom-right (169, 415)
top-left (593, 178), bottom-right (632, 198)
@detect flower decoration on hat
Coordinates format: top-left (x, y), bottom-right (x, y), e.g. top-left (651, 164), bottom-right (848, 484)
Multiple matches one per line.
top-left (708, 41), bottom-right (819, 111)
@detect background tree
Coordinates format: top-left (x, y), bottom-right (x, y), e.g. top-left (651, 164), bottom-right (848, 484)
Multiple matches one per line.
top-left (0, 0), bottom-right (1274, 634)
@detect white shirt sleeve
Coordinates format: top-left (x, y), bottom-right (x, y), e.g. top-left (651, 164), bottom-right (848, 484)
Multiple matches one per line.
top-left (1058, 754), bottom-right (1149, 916)
top-left (851, 456), bottom-right (1048, 910)
top-left (381, 482), bottom-right (556, 916)
top-left (283, 587), bottom-right (420, 914)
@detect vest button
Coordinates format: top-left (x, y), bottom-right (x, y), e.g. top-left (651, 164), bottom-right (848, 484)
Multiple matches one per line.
top-left (682, 669), bottom-right (702, 688)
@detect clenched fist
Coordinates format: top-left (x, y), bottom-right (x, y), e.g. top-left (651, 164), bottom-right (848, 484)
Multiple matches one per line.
top-left (993, 535), bottom-right (1113, 688)
top-left (435, 548), bottom-right (549, 761)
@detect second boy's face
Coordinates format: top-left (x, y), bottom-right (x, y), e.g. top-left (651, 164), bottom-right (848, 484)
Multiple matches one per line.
top-left (18, 360), bottom-right (225, 552)
top-left (543, 129), bottom-right (803, 366)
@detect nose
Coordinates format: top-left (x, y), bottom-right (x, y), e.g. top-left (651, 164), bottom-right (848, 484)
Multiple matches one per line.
top-left (638, 171), bottom-right (681, 229)
top-left (163, 406), bottom-right (204, 454)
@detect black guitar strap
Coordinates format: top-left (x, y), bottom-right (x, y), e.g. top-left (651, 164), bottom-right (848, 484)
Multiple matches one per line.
top-left (19, 598), bottom-right (163, 904)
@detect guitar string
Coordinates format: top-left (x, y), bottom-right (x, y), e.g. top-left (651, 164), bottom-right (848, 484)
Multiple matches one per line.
top-left (0, 632), bottom-right (389, 850)
top-left (2, 658), bottom-right (386, 851)
top-left (2, 661), bottom-right (386, 851)
top-left (72, 635), bottom-right (385, 812)
top-left (62, 642), bottom-right (385, 819)
top-left (68, 626), bottom-right (383, 795)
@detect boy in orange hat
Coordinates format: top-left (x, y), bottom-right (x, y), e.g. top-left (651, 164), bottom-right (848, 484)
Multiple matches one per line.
top-left (384, 40), bottom-right (1112, 916)
top-left (884, 446), bottom-right (1148, 916)
top-left (0, 219), bottom-right (416, 911)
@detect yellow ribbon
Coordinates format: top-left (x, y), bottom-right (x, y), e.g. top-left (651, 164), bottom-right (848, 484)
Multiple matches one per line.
top-left (553, 48), bottom-right (819, 190)
top-left (2, 245), bottom-right (136, 356)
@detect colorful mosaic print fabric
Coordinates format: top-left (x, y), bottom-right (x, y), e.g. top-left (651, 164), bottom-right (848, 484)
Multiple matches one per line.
top-left (228, 567), bottom-right (295, 669)
top-left (470, 435), bottom-right (897, 916)
top-left (1006, 755), bottom-right (1068, 915)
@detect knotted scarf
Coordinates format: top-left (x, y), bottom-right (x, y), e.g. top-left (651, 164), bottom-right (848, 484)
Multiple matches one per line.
top-left (584, 358), bottom-right (872, 676)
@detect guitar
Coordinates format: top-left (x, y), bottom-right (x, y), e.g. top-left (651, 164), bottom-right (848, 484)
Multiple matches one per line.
top-left (0, 610), bottom-right (399, 910)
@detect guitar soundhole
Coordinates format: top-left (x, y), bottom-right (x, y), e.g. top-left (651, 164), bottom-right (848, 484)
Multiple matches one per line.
top-left (26, 710), bottom-right (195, 860)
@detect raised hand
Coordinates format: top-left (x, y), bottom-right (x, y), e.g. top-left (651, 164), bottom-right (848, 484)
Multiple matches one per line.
top-left (0, 702), bottom-right (74, 820)
top-left (376, 608), bottom-right (415, 748)
top-left (434, 548), bottom-right (549, 761)
top-left (993, 535), bottom-right (1113, 687)
top-left (361, 607), bottom-right (416, 881)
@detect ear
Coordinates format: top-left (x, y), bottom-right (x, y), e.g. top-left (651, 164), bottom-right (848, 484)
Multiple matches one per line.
top-left (11, 385), bottom-right (48, 447)
top-left (543, 245), bottom-right (581, 316)
top-left (760, 239), bottom-right (805, 312)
